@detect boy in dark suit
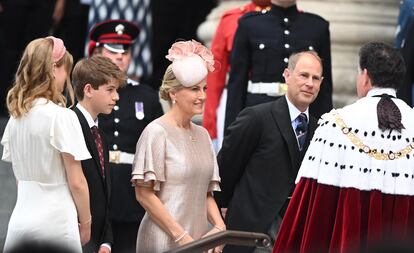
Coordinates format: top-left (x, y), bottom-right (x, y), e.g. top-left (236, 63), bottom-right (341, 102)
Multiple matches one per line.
top-left (72, 55), bottom-right (127, 253)
top-left (88, 19), bottom-right (164, 253)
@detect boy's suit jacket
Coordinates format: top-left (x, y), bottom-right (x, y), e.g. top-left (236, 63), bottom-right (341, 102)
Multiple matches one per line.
top-left (74, 107), bottom-right (113, 252)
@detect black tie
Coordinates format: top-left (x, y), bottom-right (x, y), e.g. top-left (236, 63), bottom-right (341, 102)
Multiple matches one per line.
top-left (295, 113), bottom-right (308, 150)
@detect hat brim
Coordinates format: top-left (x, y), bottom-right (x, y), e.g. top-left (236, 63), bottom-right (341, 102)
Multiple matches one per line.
top-left (103, 43), bottom-right (130, 54)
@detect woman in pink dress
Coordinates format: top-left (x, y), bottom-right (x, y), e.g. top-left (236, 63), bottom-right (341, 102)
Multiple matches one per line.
top-left (131, 40), bottom-right (225, 253)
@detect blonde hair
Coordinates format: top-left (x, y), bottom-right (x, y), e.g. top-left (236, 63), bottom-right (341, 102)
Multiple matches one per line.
top-left (6, 37), bottom-right (74, 118)
top-left (159, 64), bottom-right (184, 102)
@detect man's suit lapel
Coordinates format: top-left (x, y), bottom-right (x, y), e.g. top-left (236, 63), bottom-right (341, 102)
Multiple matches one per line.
top-left (74, 107), bottom-right (105, 179)
top-left (271, 96), bottom-right (301, 170)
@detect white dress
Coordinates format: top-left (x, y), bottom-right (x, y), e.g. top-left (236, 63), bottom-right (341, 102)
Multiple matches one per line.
top-left (1, 98), bottom-right (91, 253)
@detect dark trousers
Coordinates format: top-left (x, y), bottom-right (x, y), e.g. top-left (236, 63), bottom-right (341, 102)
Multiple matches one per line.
top-left (112, 219), bottom-right (143, 253)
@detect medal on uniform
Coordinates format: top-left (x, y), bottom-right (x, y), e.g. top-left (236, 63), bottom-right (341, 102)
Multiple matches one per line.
top-left (135, 101), bottom-right (144, 120)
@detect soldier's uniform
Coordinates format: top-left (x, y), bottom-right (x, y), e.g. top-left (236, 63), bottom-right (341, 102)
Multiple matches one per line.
top-left (224, 3), bottom-right (332, 130)
top-left (89, 20), bottom-right (164, 253)
top-left (203, 1), bottom-right (270, 149)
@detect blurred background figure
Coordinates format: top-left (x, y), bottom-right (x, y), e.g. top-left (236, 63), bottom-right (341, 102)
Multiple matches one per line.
top-left (53, 0), bottom-right (90, 65)
top-left (397, 22), bottom-right (414, 107)
top-left (88, 19), bottom-right (164, 253)
top-left (396, 0), bottom-right (414, 107)
top-left (394, 0), bottom-right (414, 48)
top-left (0, 0), bottom-right (57, 117)
top-left (148, 0), bottom-right (217, 90)
top-left (203, 0), bottom-right (271, 152)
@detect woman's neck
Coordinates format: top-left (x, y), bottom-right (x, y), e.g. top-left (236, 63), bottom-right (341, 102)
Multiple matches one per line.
top-left (166, 107), bottom-right (192, 129)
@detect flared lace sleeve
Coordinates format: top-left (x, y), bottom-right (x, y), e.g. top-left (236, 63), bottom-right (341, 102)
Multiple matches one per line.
top-left (208, 139), bottom-right (221, 192)
top-left (131, 122), bottom-right (166, 191)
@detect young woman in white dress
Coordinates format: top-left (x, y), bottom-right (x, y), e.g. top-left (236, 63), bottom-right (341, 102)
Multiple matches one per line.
top-left (1, 37), bottom-right (92, 253)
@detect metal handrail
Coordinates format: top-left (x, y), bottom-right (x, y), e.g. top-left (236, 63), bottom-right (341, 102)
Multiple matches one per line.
top-left (164, 230), bottom-right (272, 253)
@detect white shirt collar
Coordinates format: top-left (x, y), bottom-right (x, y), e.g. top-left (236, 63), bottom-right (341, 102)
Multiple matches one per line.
top-left (285, 95), bottom-right (309, 123)
top-left (367, 87), bottom-right (397, 97)
top-left (128, 78), bottom-right (139, 86)
top-left (76, 103), bottom-right (98, 128)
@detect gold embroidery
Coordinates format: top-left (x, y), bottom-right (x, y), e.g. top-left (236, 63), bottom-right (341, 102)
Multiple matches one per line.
top-left (332, 110), bottom-right (413, 160)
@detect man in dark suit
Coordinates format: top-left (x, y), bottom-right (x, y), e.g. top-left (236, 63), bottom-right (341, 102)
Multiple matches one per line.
top-left (88, 19), bottom-right (164, 253)
top-left (72, 55), bottom-right (127, 253)
top-left (215, 51), bottom-right (323, 253)
top-left (224, 0), bottom-right (332, 131)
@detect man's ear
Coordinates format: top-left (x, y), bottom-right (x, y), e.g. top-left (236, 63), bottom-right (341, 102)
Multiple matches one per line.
top-left (283, 68), bottom-right (290, 84)
top-left (83, 83), bottom-right (93, 99)
top-left (362, 68), bottom-right (373, 90)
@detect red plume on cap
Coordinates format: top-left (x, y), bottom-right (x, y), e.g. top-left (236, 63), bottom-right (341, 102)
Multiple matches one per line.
top-left (88, 40), bottom-right (97, 57)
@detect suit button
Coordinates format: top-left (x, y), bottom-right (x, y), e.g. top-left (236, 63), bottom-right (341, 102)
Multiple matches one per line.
top-left (309, 46), bottom-right (314, 51)
top-left (284, 57), bottom-right (288, 63)
top-left (284, 44), bottom-right (290, 49)
top-left (283, 17), bottom-right (289, 23)
top-left (261, 9), bottom-right (267, 14)
top-left (259, 43), bottom-right (265, 50)
top-left (284, 30), bottom-right (290, 35)
top-left (114, 105), bottom-right (119, 111)
top-left (114, 131), bottom-right (119, 137)
top-left (114, 118), bottom-right (120, 123)
top-left (113, 144), bottom-right (118, 150)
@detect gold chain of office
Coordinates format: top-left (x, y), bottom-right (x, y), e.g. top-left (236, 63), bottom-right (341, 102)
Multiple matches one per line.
top-left (332, 111), bottom-right (414, 161)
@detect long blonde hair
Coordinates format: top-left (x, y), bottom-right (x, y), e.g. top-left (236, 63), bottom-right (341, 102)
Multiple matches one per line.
top-left (6, 37), bottom-right (74, 118)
